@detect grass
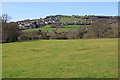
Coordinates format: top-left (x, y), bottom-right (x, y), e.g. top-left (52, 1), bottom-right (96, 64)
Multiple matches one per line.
top-left (44, 25), bottom-right (51, 28)
top-left (57, 28), bottom-right (78, 31)
top-left (64, 25), bottom-right (89, 28)
top-left (22, 27), bottom-right (78, 32)
top-left (0, 44), bottom-right (2, 79)
top-left (22, 25), bottom-right (89, 32)
top-left (2, 38), bottom-right (118, 78)
top-left (59, 17), bottom-right (84, 22)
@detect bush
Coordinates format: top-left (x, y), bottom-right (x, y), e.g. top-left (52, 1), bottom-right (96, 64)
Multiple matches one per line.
top-left (76, 27), bottom-right (87, 39)
top-left (18, 30), bottom-right (49, 40)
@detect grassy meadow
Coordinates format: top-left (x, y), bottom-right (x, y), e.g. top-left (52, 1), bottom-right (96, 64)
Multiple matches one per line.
top-left (59, 17), bottom-right (84, 22)
top-left (2, 38), bottom-right (118, 78)
top-left (22, 25), bottom-right (89, 32)
top-left (22, 27), bottom-right (78, 32)
top-left (64, 25), bottom-right (89, 28)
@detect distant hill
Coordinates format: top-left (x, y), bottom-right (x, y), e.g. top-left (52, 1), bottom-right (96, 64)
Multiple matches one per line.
top-left (17, 15), bottom-right (118, 30)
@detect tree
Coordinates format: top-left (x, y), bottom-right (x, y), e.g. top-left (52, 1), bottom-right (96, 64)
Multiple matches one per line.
top-left (1, 14), bottom-right (21, 43)
top-left (77, 27), bottom-right (87, 39)
top-left (84, 19), bottom-right (111, 38)
top-left (2, 22), bottom-right (20, 43)
top-left (1, 14), bottom-right (11, 23)
top-left (0, 22), bottom-right (2, 43)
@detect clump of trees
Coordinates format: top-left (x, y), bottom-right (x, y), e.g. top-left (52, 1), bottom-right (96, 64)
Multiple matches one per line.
top-left (76, 27), bottom-right (87, 39)
top-left (84, 19), bottom-right (118, 38)
top-left (2, 22), bottom-right (20, 43)
top-left (1, 14), bottom-right (20, 43)
top-left (18, 30), bottom-right (50, 40)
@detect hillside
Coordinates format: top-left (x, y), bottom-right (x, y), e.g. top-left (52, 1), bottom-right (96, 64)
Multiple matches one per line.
top-left (17, 15), bottom-right (118, 31)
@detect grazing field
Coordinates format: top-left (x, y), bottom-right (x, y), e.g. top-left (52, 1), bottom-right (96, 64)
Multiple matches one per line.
top-left (2, 38), bottom-right (118, 78)
top-left (59, 17), bottom-right (83, 22)
top-left (64, 25), bottom-right (89, 28)
top-left (22, 27), bottom-right (78, 32)
top-left (22, 25), bottom-right (89, 32)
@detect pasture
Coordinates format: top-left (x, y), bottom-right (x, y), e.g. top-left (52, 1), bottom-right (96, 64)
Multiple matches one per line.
top-left (59, 17), bottom-right (84, 22)
top-left (22, 25), bottom-right (89, 32)
top-left (22, 27), bottom-right (78, 32)
top-left (64, 25), bottom-right (89, 28)
top-left (2, 38), bottom-right (118, 78)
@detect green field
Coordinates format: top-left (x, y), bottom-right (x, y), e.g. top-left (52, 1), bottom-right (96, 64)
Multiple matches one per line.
top-left (44, 25), bottom-right (51, 28)
top-left (2, 38), bottom-right (118, 78)
top-left (22, 25), bottom-right (89, 32)
top-left (59, 17), bottom-right (84, 22)
top-left (64, 25), bottom-right (89, 28)
top-left (22, 27), bottom-right (78, 32)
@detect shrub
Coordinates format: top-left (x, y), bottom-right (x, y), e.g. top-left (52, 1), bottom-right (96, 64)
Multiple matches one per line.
top-left (18, 30), bottom-right (49, 40)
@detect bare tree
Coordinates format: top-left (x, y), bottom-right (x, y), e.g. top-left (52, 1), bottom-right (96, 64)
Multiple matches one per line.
top-left (2, 14), bottom-right (11, 23)
top-left (84, 19), bottom-right (111, 38)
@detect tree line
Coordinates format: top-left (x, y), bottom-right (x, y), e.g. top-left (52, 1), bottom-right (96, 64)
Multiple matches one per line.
top-left (1, 14), bottom-right (119, 43)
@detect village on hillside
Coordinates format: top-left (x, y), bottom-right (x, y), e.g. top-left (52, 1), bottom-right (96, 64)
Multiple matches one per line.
top-left (17, 15), bottom-right (118, 30)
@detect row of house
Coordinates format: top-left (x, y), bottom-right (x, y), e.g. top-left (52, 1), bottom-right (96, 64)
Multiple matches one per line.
top-left (17, 17), bottom-right (59, 30)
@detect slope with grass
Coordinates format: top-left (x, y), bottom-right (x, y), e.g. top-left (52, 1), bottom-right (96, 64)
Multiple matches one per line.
top-left (59, 17), bottom-right (84, 22)
top-left (2, 38), bottom-right (118, 78)
top-left (22, 25), bottom-right (89, 32)
top-left (22, 27), bottom-right (78, 32)
top-left (64, 25), bottom-right (89, 28)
